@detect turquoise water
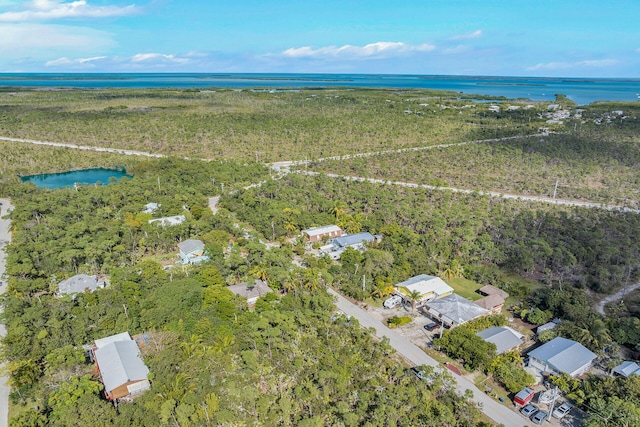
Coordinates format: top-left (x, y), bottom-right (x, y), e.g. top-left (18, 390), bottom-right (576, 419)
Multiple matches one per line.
top-left (20, 167), bottom-right (131, 189)
top-left (1, 73), bottom-right (639, 105)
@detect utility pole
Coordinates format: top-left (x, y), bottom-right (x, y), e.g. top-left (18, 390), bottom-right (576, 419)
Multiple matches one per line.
top-left (553, 180), bottom-right (559, 199)
top-left (548, 386), bottom-right (559, 422)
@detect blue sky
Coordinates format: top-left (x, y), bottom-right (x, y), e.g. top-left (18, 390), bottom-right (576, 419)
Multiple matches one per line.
top-left (1, 0), bottom-right (639, 76)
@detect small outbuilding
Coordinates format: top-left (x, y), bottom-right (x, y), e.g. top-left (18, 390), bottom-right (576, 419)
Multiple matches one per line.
top-left (58, 274), bottom-right (105, 296)
top-left (476, 326), bottom-right (524, 354)
top-left (612, 361), bottom-right (640, 377)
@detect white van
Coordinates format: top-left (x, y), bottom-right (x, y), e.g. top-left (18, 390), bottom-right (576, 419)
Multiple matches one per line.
top-left (383, 295), bottom-right (403, 309)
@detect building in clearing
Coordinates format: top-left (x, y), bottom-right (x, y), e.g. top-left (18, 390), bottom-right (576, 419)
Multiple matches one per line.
top-left (394, 274), bottom-right (454, 305)
top-left (142, 202), bottom-right (160, 214)
top-left (228, 279), bottom-right (273, 305)
top-left (424, 294), bottom-right (489, 328)
top-left (476, 326), bottom-right (525, 354)
top-left (93, 332), bottom-right (150, 401)
top-left (319, 232), bottom-right (380, 260)
top-left (302, 225), bottom-right (343, 243)
top-left (58, 274), bottom-right (105, 296)
top-left (177, 239), bottom-right (209, 264)
top-left (148, 215), bottom-right (186, 226)
top-left (527, 337), bottom-right (597, 377)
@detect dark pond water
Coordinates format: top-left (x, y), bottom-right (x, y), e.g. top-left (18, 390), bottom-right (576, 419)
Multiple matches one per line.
top-left (20, 167), bottom-right (131, 189)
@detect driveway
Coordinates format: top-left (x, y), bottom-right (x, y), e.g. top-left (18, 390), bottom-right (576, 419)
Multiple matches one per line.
top-left (0, 199), bottom-right (13, 427)
top-left (328, 288), bottom-right (535, 427)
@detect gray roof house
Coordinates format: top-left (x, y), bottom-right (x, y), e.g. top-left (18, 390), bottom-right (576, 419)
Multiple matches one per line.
top-left (228, 279), bottom-right (273, 305)
top-left (93, 332), bottom-right (150, 401)
top-left (333, 232), bottom-right (376, 249)
top-left (424, 294), bottom-right (489, 327)
top-left (177, 239), bottom-right (209, 264)
top-left (58, 274), bottom-right (105, 295)
top-left (476, 326), bottom-right (524, 354)
top-left (527, 337), bottom-right (597, 377)
top-left (612, 361), bottom-right (640, 377)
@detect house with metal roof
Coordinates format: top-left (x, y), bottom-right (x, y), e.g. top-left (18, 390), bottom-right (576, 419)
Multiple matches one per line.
top-left (394, 274), bottom-right (454, 305)
top-left (476, 326), bottom-right (524, 354)
top-left (332, 232), bottom-right (376, 249)
top-left (93, 332), bottom-right (150, 401)
top-left (424, 294), bottom-right (489, 327)
top-left (302, 225), bottom-right (343, 243)
top-left (142, 202), bottom-right (160, 214)
top-left (228, 279), bottom-right (273, 305)
top-left (319, 232), bottom-right (381, 260)
top-left (527, 337), bottom-right (597, 377)
top-left (612, 361), bottom-right (640, 377)
top-left (58, 274), bottom-right (105, 296)
top-left (177, 239), bottom-right (209, 264)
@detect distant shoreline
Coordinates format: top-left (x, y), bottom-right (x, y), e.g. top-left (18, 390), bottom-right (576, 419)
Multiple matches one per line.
top-left (1, 73), bottom-right (640, 104)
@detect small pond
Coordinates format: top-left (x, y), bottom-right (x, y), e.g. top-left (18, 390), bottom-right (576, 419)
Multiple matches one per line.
top-left (20, 167), bottom-right (131, 189)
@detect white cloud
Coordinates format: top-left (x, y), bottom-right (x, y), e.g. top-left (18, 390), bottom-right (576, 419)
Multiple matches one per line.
top-left (131, 53), bottom-right (189, 64)
top-left (449, 30), bottom-right (483, 41)
top-left (45, 55), bottom-right (105, 66)
top-left (0, 23), bottom-right (115, 54)
top-left (0, 0), bottom-right (139, 22)
top-left (527, 58), bottom-right (618, 71)
top-left (280, 41), bottom-right (435, 59)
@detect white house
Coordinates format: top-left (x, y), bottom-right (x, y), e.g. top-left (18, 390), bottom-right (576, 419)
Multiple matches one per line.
top-left (93, 332), bottom-right (150, 401)
top-left (148, 215), bottom-right (186, 226)
top-left (302, 225), bottom-right (343, 243)
top-left (476, 326), bottom-right (524, 354)
top-left (527, 337), bottom-right (596, 377)
top-left (394, 274), bottom-right (454, 305)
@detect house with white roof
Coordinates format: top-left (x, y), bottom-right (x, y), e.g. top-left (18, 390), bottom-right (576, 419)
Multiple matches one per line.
top-left (302, 225), bottom-right (343, 243)
top-left (92, 332), bottom-right (150, 401)
top-left (476, 326), bottom-right (524, 354)
top-left (527, 337), bottom-right (597, 377)
top-left (394, 274), bottom-right (454, 305)
top-left (424, 294), bottom-right (489, 328)
top-left (612, 361), bottom-right (640, 377)
top-left (142, 202), bottom-right (160, 214)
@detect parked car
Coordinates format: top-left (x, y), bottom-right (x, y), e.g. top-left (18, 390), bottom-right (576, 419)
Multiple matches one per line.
top-left (383, 295), bottom-right (403, 309)
top-left (423, 322), bottom-right (439, 331)
top-left (552, 402), bottom-right (572, 419)
top-left (520, 404), bottom-right (538, 417)
top-left (410, 367), bottom-right (433, 385)
top-left (531, 410), bottom-right (548, 424)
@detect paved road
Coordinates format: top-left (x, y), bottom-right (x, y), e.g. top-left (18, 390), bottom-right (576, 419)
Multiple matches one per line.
top-left (328, 288), bottom-right (535, 427)
top-left (0, 199), bottom-right (13, 427)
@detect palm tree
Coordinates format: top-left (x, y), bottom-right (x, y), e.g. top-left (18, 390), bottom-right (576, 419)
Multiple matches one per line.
top-left (250, 264), bottom-right (269, 282)
top-left (407, 290), bottom-right (422, 312)
top-left (330, 201), bottom-right (347, 220)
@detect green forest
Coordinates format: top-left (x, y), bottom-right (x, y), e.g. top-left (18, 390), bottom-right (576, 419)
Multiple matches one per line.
top-left (1, 87), bottom-right (640, 426)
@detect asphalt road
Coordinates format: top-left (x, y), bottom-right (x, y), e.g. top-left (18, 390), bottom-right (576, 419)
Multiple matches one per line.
top-left (0, 199), bottom-right (13, 427)
top-left (328, 288), bottom-right (535, 427)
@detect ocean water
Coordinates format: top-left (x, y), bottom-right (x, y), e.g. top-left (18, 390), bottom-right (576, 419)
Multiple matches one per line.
top-left (1, 73), bottom-right (639, 105)
top-left (20, 167), bottom-right (131, 189)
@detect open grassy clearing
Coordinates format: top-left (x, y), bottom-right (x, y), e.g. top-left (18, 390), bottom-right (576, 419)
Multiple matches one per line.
top-left (0, 88), bottom-right (545, 162)
top-left (305, 130), bottom-right (640, 208)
